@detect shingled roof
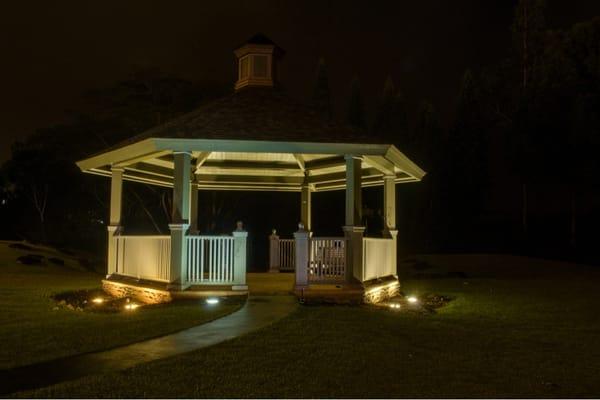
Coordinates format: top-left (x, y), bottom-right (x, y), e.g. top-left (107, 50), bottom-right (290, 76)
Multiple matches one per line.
top-left (114, 87), bottom-right (378, 148)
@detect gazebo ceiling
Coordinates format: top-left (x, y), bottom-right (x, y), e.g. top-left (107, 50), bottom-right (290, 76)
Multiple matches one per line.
top-left (77, 138), bottom-right (426, 192)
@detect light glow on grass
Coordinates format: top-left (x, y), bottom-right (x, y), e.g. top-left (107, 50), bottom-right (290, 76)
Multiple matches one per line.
top-left (407, 296), bottom-right (418, 304)
top-left (206, 298), bottom-right (219, 305)
top-left (92, 297), bottom-right (104, 304)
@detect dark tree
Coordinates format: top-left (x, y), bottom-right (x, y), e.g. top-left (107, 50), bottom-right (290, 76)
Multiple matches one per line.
top-left (312, 58), bottom-right (332, 120)
top-left (347, 77), bottom-right (366, 129)
top-left (512, 0), bottom-right (547, 91)
top-left (373, 76), bottom-right (409, 145)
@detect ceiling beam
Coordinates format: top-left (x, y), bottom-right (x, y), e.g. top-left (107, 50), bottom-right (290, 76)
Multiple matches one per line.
top-left (113, 150), bottom-right (171, 168)
top-left (308, 167), bottom-right (382, 185)
top-left (363, 155), bottom-right (395, 175)
top-left (125, 162), bottom-right (174, 179)
top-left (292, 154), bottom-right (305, 172)
top-left (193, 151), bottom-right (212, 172)
top-left (196, 174), bottom-right (304, 186)
top-left (304, 156), bottom-right (346, 171)
top-left (144, 156), bottom-right (175, 169)
top-left (201, 159), bottom-right (300, 171)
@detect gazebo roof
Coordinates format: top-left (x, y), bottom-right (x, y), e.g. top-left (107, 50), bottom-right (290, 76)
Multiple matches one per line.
top-left (112, 87), bottom-right (373, 148)
top-left (76, 36), bottom-right (425, 192)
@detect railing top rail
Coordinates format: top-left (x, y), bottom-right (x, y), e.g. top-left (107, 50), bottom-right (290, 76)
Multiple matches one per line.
top-left (312, 236), bottom-right (345, 241)
top-left (187, 235), bottom-right (234, 239)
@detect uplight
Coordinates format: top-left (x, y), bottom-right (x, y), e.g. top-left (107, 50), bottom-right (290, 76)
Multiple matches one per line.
top-left (407, 296), bottom-right (418, 304)
top-left (389, 303), bottom-right (401, 309)
top-left (124, 303), bottom-right (139, 311)
top-left (92, 297), bottom-right (104, 304)
top-left (206, 298), bottom-right (219, 305)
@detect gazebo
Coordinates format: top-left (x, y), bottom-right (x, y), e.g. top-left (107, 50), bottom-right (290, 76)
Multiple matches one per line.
top-left (76, 34), bottom-right (425, 304)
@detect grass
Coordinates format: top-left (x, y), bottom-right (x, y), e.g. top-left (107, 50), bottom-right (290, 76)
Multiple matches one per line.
top-left (0, 241), bottom-right (243, 370)
top-left (14, 253), bottom-right (600, 398)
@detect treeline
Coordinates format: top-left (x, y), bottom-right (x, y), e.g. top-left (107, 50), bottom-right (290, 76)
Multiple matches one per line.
top-left (329, 1), bottom-right (600, 260)
top-left (1, 0), bottom-right (598, 263)
top-left (0, 69), bottom-right (229, 251)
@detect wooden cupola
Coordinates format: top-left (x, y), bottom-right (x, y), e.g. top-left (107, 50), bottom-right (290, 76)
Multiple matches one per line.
top-left (234, 33), bottom-right (283, 91)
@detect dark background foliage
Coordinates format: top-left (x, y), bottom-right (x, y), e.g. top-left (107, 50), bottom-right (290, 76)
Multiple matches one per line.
top-left (1, 1), bottom-right (599, 269)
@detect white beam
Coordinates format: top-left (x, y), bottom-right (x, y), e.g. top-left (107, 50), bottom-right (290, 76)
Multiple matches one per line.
top-left (300, 178), bottom-right (312, 231)
top-left (113, 150), bottom-right (171, 167)
top-left (293, 154), bottom-right (305, 172)
top-left (109, 167), bottom-right (124, 226)
top-left (383, 175), bottom-right (396, 234)
top-left (345, 155), bottom-right (362, 226)
top-left (193, 151), bottom-right (212, 172)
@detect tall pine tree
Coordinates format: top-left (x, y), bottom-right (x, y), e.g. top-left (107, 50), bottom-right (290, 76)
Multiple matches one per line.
top-left (373, 76), bottom-right (408, 144)
top-left (313, 58), bottom-right (332, 120)
top-left (347, 77), bottom-right (366, 129)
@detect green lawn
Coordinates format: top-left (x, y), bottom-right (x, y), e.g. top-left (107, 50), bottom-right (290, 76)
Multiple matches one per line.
top-left (0, 241), bottom-right (243, 370)
top-left (21, 253), bottom-right (600, 398)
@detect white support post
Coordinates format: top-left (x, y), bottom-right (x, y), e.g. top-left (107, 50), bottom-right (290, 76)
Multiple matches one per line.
top-left (189, 178), bottom-right (199, 235)
top-left (169, 152), bottom-right (191, 290)
top-left (294, 223), bottom-right (310, 289)
top-left (301, 180), bottom-right (312, 232)
top-left (232, 221), bottom-right (248, 289)
top-left (343, 155), bottom-right (364, 283)
top-left (269, 229), bottom-right (280, 273)
top-left (383, 175), bottom-right (396, 237)
top-left (344, 155), bottom-right (362, 227)
top-left (107, 167), bottom-right (124, 277)
top-left (389, 229), bottom-right (398, 277)
top-left (383, 174), bottom-right (398, 277)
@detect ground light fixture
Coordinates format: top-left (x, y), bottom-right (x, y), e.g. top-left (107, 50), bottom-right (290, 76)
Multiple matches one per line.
top-left (206, 298), bottom-right (219, 305)
top-left (124, 303), bottom-right (139, 311)
top-left (389, 303), bottom-right (401, 309)
top-left (92, 297), bottom-right (104, 304)
top-left (407, 296), bottom-right (418, 304)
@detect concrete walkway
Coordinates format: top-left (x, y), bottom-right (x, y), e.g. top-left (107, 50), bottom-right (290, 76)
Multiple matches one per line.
top-left (0, 295), bottom-right (297, 395)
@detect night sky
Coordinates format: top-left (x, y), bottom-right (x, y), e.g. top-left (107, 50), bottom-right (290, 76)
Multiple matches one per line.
top-left (1, 0), bottom-right (599, 162)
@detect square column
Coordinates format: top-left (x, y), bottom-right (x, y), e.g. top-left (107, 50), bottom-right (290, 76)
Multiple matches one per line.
top-left (169, 151), bottom-right (191, 290)
top-left (383, 175), bottom-right (396, 236)
top-left (294, 224), bottom-right (310, 289)
top-left (232, 221), bottom-right (248, 289)
top-left (300, 180), bottom-right (312, 232)
top-left (107, 167), bottom-right (124, 277)
top-left (343, 155), bottom-right (364, 283)
top-left (345, 155), bottom-right (362, 226)
top-left (269, 229), bottom-right (280, 272)
top-left (189, 177), bottom-right (199, 235)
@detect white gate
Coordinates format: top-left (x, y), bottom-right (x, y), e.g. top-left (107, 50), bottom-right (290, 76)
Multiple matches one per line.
top-left (308, 237), bottom-right (345, 282)
top-left (186, 236), bottom-right (236, 284)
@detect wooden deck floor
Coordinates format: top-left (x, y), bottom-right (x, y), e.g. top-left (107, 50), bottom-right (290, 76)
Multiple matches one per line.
top-left (246, 272), bottom-right (295, 295)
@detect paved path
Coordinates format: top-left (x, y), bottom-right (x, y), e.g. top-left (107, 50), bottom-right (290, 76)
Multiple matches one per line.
top-left (0, 295), bottom-right (297, 395)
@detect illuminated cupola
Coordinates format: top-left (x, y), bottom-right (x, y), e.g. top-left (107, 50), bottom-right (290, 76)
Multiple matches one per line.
top-left (234, 33), bottom-right (283, 91)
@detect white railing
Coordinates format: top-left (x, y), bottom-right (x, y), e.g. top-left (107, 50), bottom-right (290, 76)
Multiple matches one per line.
top-left (278, 239), bottom-right (295, 271)
top-left (114, 235), bottom-right (171, 282)
top-left (309, 237), bottom-right (345, 282)
top-left (186, 236), bottom-right (235, 285)
top-left (362, 237), bottom-right (396, 281)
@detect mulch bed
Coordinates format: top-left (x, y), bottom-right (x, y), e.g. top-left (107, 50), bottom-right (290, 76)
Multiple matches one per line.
top-left (52, 289), bottom-right (137, 313)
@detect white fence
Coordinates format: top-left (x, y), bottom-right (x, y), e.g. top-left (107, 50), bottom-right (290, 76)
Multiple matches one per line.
top-left (186, 236), bottom-right (236, 285)
top-left (114, 235), bottom-right (171, 282)
top-left (309, 237), bottom-right (345, 282)
top-left (278, 239), bottom-right (295, 271)
top-left (362, 237), bottom-right (396, 281)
